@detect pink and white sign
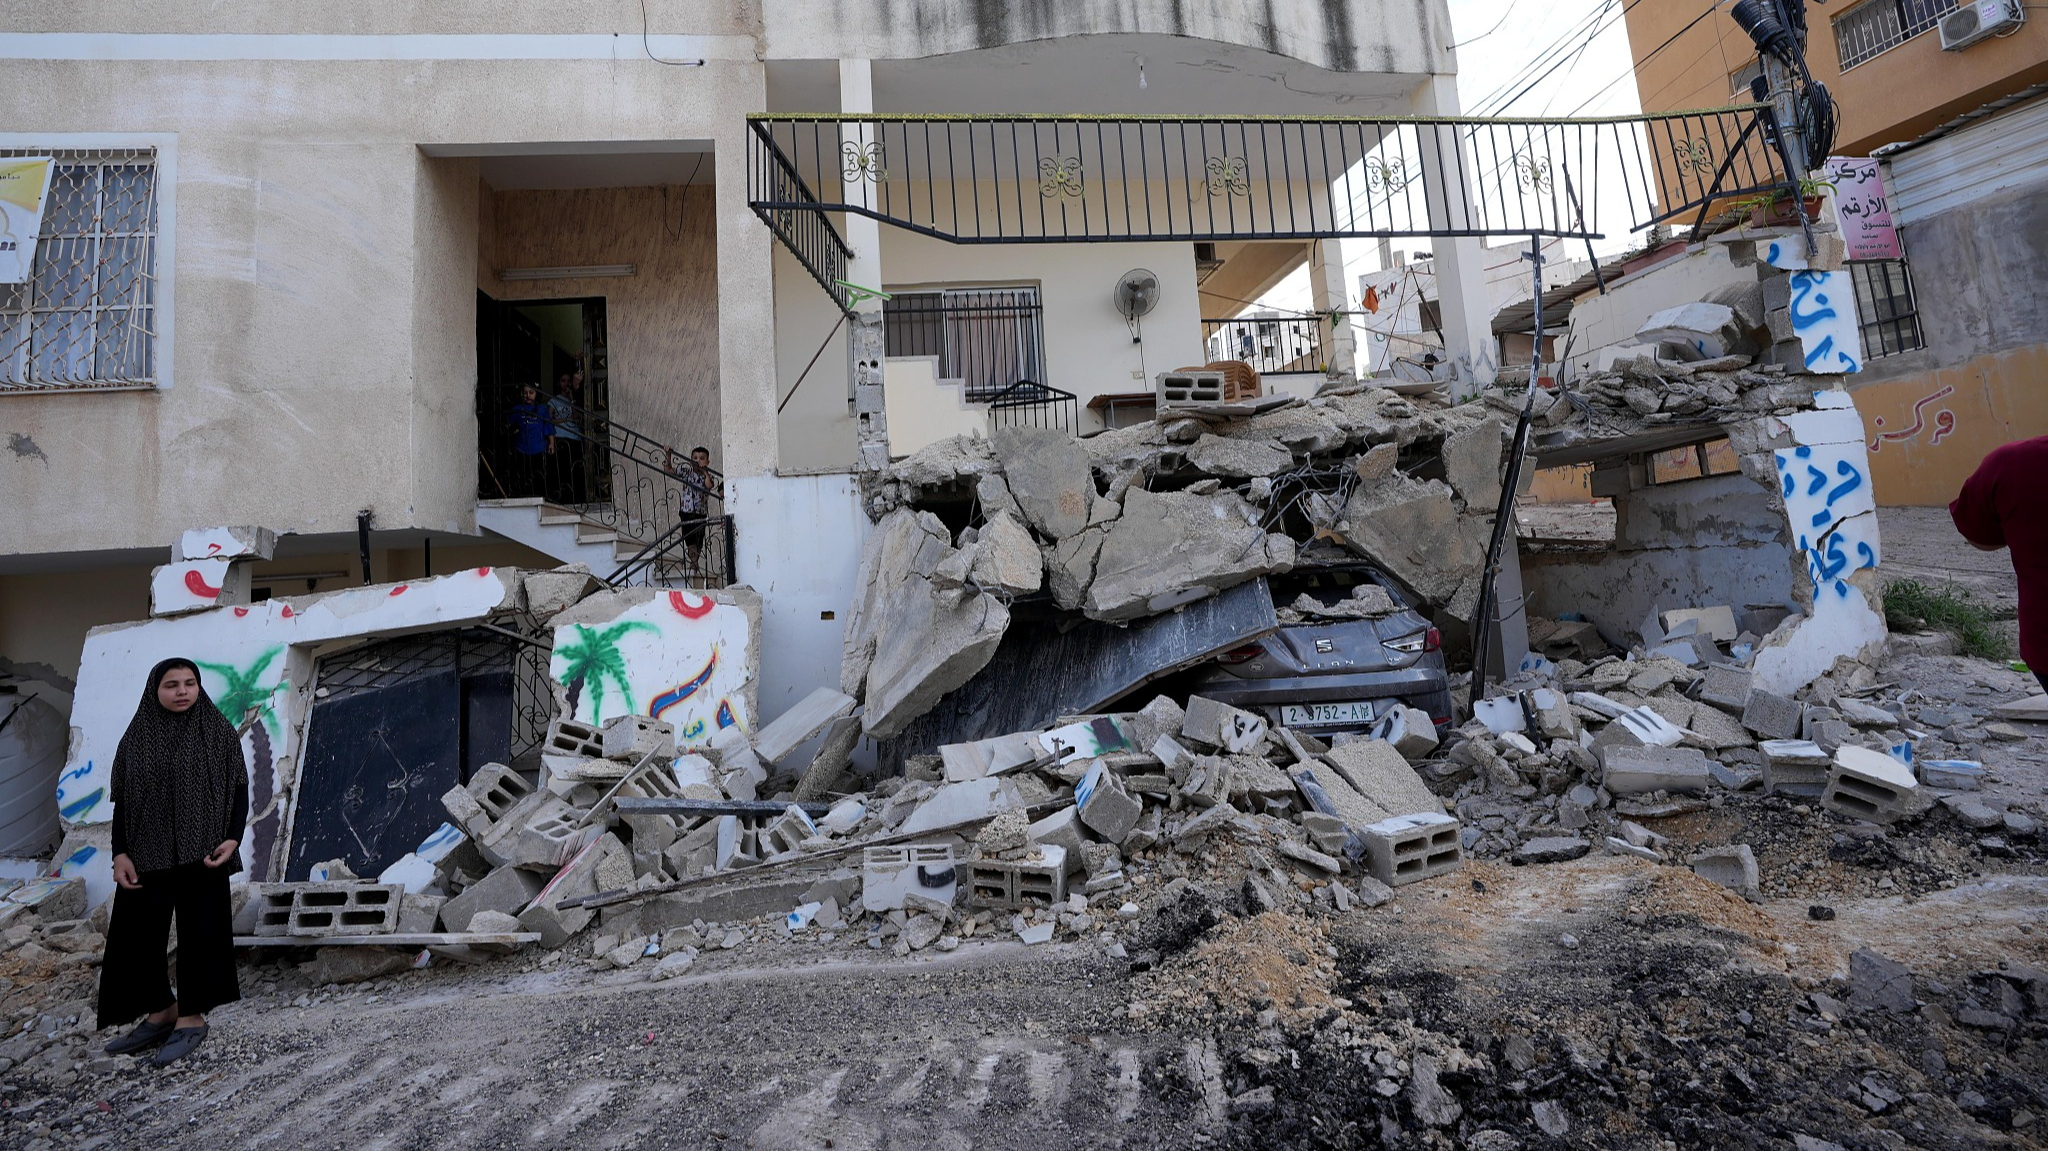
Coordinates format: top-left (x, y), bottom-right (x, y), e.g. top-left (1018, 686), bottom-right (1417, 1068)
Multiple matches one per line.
top-left (1825, 157), bottom-right (1903, 261)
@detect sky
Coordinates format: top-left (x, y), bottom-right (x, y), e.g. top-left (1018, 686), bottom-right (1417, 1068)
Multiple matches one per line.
top-left (1255, 0), bottom-right (1648, 317)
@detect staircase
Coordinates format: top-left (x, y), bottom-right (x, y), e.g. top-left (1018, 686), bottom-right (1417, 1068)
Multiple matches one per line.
top-left (475, 497), bottom-right (632, 574)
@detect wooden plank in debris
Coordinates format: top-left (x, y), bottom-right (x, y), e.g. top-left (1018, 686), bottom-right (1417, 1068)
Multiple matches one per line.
top-left (231, 932), bottom-right (540, 948)
top-left (881, 577), bottom-right (1279, 770)
top-left (612, 798), bottom-right (835, 818)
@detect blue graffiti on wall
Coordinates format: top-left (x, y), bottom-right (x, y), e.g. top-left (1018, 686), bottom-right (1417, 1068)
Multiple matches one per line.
top-left (1788, 271), bottom-right (1862, 375)
top-left (1776, 444), bottom-right (1880, 600)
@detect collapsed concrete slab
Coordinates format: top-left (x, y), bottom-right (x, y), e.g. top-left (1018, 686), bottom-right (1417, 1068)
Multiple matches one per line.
top-left (992, 425), bottom-right (1094, 541)
top-left (842, 509), bottom-right (1012, 739)
top-left (1085, 488), bottom-right (1295, 622)
top-left (1333, 474), bottom-right (1477, 605)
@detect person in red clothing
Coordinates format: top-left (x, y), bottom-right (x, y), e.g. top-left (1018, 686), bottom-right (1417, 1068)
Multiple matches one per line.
top-left (1949, 435), bottom-right (2048, 693)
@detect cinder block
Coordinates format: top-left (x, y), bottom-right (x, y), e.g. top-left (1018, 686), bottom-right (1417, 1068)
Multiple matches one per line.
top-left (1741, 689), bottom-right (1802, 740)
top-left (476, 792), bottom-right (586, 871)
top-left (467, 762), bottom-right (534, 821)
top-left (1181, 695), bottom-right (1266, 753)
top-left (1698, 666), bottom-right (1753, 715)
top-left (760, 805), bottom-right (819, 857)
top-left (1179, 755), bottom-right (1235, 808)
top-left (441, 865), bottom-right (545, 933)
top-left (1759, 738), bottom-right (1832, 796)
top-left (1589, 706), bottom-right (1686, 755)
top-left (583, 751), bottom-right (684, 827)
top-left (1077, 761), bottom-right (1143, 843)
top-left (1026, 807), bottom-right (1087, 875)
top-left (1155, 369), bottom-right (1227, 408)
top-left (440, 785), bottom-right (492, 839)
top-left (1525, 690), bottom-right (1575, 741)
top-left (398, 892), bottom-right (445, 934)
top-left (285, 883), bottom-right (403, 936)
top-left (862, 845), bottom-right (957, 912)
top-left (601, 715), bottom-right (675, 762)
top-left (252, 885), bottom-right (297, 936)
top-left (1823, 746), bottom-right (1919, 825)
top-left (518, 832), bottom-right (632, 948)
top-left (1370, 703), bottom-right (1442, 759)
top-left (1360, 812), bottom-right (1462, 887)
top-left (542, 716), bottom-right (605, 771)
top-left (1600, 744), bottom-right (1712, 795)
top-left (966, 846), bottom-right (1068, 911)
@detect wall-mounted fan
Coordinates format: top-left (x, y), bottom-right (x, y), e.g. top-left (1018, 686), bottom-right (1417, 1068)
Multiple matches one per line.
top-left (1114, 267), bottom-right (1159, 344)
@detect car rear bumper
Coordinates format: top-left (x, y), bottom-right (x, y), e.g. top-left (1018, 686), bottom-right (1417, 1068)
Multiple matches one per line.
top-left (1187, 667), bottom-right (1453, 729)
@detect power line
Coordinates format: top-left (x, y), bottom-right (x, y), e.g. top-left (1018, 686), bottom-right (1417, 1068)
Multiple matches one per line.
top-left (1449, 0), bottom-right (1531, 49)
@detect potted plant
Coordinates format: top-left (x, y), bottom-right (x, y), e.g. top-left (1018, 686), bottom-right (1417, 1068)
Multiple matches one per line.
top-left (1743, 175), bottom-right (1836, 228)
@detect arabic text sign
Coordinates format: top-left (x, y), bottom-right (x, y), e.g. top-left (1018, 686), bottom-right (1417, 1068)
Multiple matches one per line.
top-left (0, 158), bottom-right (55, 285)
top-left (1825, 157), bottom-right (1902, 261)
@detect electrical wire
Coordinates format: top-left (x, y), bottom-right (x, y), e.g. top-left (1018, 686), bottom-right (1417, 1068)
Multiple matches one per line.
top-left (638, 0), bottom-right (706, 66)
top-left (1449, 0), bottom-right (1531, 49)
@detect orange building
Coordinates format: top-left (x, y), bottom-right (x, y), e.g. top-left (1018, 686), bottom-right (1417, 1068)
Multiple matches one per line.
top-left (1623, 1), bottom-right (2048, 505)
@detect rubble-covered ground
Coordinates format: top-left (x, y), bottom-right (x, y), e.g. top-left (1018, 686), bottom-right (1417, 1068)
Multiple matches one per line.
top-left (0, 632), bottom-right (2040, 1150)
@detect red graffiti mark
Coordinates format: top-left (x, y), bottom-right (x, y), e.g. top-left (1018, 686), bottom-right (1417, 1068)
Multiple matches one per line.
top-left (1929, 409), bottom-right (1956, 445)
top-left (205, 542), bottom-right (223, 555)
top-left (1868, 385), bottom-right (1956, 453)
top-left (475, 566), bottom-right (492, 576)
top-left (389, 585), bottom-right (408, 596)
top-left (279, 604), bottom-right (295, 618)
top-left (233, 606), bottom-right (250, 617)
top-left (183, 569), bottom-right (222, 599)
top-left (668, 591), bottom-right (716, 619)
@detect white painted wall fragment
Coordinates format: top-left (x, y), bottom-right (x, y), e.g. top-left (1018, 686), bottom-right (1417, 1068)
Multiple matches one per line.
top-left (175, 525), bottom-right (277, 562)
top-left (547, 587), bottom-right (761, 751)
top-left (149, 558), bottom-right (247, 616)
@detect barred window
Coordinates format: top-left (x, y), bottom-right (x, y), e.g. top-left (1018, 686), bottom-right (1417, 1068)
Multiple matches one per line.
top-left (1833, 0), bottom-right (1957, 69)
top-left (1849, 259), bottom-right (1925, 359)
top-left (0, 149), bottom-right (159, 393)
top-left (882, 286), bottom-right (1046, 401)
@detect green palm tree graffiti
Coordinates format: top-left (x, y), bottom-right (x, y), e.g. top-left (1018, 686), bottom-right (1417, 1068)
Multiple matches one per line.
top-left (196, 646), bottom-right (287, 875)
top-left (554, 622), bottom-right (657, 721)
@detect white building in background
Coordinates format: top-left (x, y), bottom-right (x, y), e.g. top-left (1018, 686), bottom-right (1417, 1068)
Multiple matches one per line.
top-left (1356, 236), bottom-right (1594, 377)
top-left (2, 1), bottom-right (1492, 727)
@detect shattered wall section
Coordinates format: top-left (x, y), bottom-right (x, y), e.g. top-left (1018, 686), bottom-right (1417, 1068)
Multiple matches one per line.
top-left (548, 587), bottom-right (762, 748)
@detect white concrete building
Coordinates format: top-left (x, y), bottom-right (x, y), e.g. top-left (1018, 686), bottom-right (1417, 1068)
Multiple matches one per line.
top-left (3, 1), bottom-right (1500, 717)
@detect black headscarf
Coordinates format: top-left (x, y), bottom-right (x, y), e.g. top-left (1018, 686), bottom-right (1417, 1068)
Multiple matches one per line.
top-left (110, 657), bottom-right (249, 875)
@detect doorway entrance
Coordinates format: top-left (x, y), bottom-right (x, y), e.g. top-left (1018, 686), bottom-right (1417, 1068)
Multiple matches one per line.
top-left (476, 292), bottom-right (611, 506)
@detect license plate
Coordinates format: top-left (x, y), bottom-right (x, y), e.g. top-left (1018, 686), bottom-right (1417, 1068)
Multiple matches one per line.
top-left (1280, 700), bottom-right (1377, 727)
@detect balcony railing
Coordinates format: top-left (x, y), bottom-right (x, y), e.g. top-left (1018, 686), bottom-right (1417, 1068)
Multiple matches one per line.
top-left (984, 380), bottom-right (1081, 438)
top-left (1203, 316), bottom-right (1327, 375)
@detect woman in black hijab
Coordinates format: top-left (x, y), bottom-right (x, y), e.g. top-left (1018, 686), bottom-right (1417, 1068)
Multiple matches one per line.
top-left (96, 657), bottom-right (249, 1067)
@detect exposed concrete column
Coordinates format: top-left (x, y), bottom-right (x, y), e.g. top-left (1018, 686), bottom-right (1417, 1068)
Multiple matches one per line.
top-left (838, 60), bottom-right (885, 304)
top-left (715, 80), bottom-right (779, 480)
top-left (1307, 239), bottom-right (1356, 378)
top-left (1412, 76), bottom-right (1497, 402)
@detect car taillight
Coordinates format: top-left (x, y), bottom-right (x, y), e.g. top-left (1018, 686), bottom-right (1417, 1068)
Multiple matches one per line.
top-left (1384, 627), bottom-right (1440, 654)
top-left (1218, 644), bottom-right (1265, 664)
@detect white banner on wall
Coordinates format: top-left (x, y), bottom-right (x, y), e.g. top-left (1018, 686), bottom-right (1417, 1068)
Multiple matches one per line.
top-left (0, 156), bottom-right (55, 284)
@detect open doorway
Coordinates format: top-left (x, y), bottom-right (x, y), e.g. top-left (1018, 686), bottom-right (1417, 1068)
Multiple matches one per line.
top-left (476, 292), bottom-right (610, 507)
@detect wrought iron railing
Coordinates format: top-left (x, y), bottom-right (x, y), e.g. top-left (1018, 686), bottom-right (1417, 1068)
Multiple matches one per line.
top-left (747, 109), bottom-right (1794, 249)
top-left (480, 389), bottom-right (730, 585)
top-left (984, 380), bottom-right (1080, 438)
top-left (882, 288), bottom-right (1046, 400)
top-left (607, 514), bottom-right (736, 589)
top-left (752, 125), bottom-right (855, 314)
top-left (1203, 316), bottom-right (1327, 375)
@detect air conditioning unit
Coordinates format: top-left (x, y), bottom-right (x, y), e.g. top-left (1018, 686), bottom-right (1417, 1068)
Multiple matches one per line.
top-left (1940, 0), bottom-right (2022, 51)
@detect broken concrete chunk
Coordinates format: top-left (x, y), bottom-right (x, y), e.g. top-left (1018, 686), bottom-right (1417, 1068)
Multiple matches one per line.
top-left (751, 687), bottom-right (857, 766)
top-left (441, 866), bottom-right (545, 934)
top-left (1511, 836), bottom-right (1591, 865)
top-left (1321, 739), bottom-right (1441, 817)
top-left (1440, 416), bottom-right (1504, 509)
top-left (1691, 844), bottom-right (1760, 900)
top-left (1181, 695), bottom-right (1268, 754)
top-left (1369, 703), bottom-right (1440, 760)
top-left (1084, 488), bottom-right (1295, 622)
top-left (1741, 688), bottom-right (1803, 740)
top-left (601, 715), bottom-right (675, 763)
top-left (970, 510), bottom-right (1045, 596)
top-left (1823, 745), bottom-right (1919, 825)
top-left (1332, 474), bottom-right (1475, 605)
top-left (899, 777), bottom-right (1024, 836)
top-left (1601, 743), bottom-right (1712, 794)
top-left (1589, 706), bottom-right (1688, 755)
top-left (1637, 302), bottom-right (1748, 360)
top-left (522, 565), bottom-right (600, 621)
top-left (992, 425), bottom-right (1095, 541)
top-left (844, 510), bottom-right (1012, 739)
top-left (1077, 761), bottom-right (1144, 845)
top-left (1186, 433), bottom-right (1293, 478)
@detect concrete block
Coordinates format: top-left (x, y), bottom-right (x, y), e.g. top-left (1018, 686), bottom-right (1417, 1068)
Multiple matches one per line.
top-left (441, 784), bottom-right (493, 839)
top-left (1759, 738), bottom-right (1832, 796)
top-left (284, 883), bottom-right (403, 936)
top-left (1077, 761), bottom-right (1144, 844)
top-left (1360, 812), bottom-right (1463, 887)
top-left (467, 762), bottom-right (534, 821)
top-left (1741, 689), bottom-right (1802, 740)
top-left (377, 853), bottom-right (438, 895)
top-left (542, 716), bottom-right (605, 767)
top-left (1589, 706), bottom-right (1687, 757)
top-left (1600, 745), bottom-right (1712, 795)
top-left (1691, 844), bottom-right (1759, 900)
top-left (966, 846), bottom-right (1068, 911)
top-left (1919, 760), bottom-right (1982, 790)
top-left (752, 687), bottom-right (857, 766)
top-left (585, 752), bottom-right (685, 827)
top-left (252, 885), bottom-right (296, 936)
top-left (1172, 802), bottom-right (1242, 848)
top-left (518, 832), bottom-right (631, 948)
top-left (1322, 739), bottom-right (1441, 817)
top-left (601, 715), bottom-right (675, 763)
top-left (521, 565), bottom-right (598, 620)
top-left (1698, 666), bottom-right (1753, 715)
top-left (1178, 755), bottom-right (1235, 808)
top-left (1823, 745), bottom-right (1920, 825)
top-left (1155, 368), bottom-right (1229, 407)
top-left (899, 777), bottom-right (1023, 836)
top-left (1526, 689), bottom-right (1576, 741)
top-left (862, 845), bottom-right (958, 912)
top-left (397, 892), bottom-right (446, 934)
top-left (441, 866), bottom-right (545, 933)
top-left (760, 805), bottom-right (819, 857)
top-left (1182, 695), bottom-right (1267, 753)
top-left (1026, 807), bottom-right (1087, 875)
top-left (1568, 691), bottom-right (1629, 719)
top-left (475, 792), bottom-right (588, 872)
top-left (1369, 703), bottom-right (1441, 759)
